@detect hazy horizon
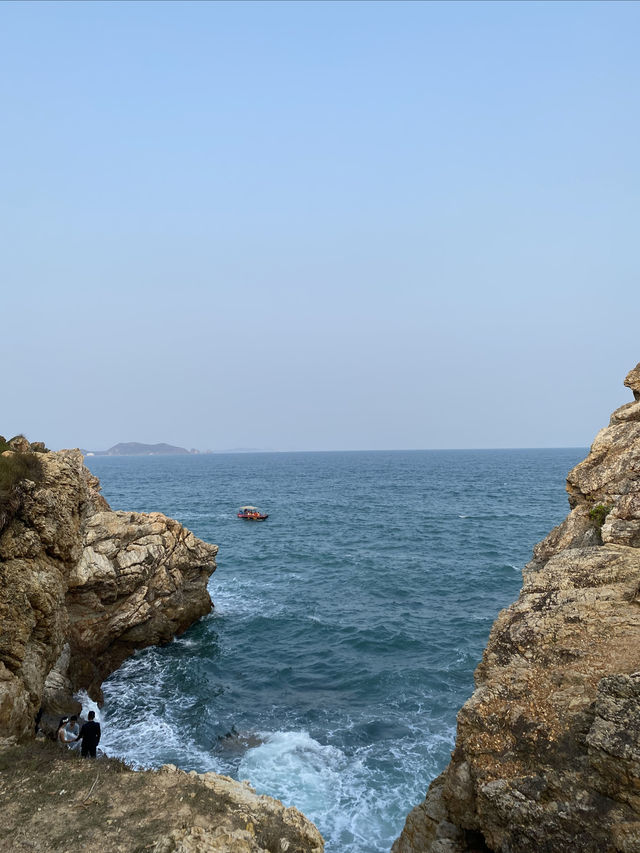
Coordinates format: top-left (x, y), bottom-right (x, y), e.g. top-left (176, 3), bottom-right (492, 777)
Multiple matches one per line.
top-left (2, 1), bottom-right (638, 452)
top-left (70, 440), bottom-right (592, 454)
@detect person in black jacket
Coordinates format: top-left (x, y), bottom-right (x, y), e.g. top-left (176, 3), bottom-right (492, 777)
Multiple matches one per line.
top-left (78, 711), bottom-right (101, 758)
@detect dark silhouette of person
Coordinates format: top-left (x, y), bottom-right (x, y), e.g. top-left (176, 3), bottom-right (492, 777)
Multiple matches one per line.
top-left (78, 710), bottom-right (101, 758)
top-left (34, 706), bottom-right (43, 735)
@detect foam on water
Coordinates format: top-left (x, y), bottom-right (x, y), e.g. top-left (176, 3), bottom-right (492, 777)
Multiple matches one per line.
top-left (74, 690), bottom-right (101, 721)
top-left (238, 727), bottom-right (456, 853)
top-left (239, 731), bottom-right (349, 818)
top-left (87, 449), bottom-right (585, 853)
top-left (98, 648), bottom-right (225, 772)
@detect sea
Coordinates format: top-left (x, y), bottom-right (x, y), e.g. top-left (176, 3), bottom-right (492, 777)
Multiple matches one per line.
top-left (83, 448), bottom-right (585, 853)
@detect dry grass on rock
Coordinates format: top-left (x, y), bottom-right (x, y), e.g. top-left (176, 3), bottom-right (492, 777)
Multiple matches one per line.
top-left (0, 739), bottom-right (323, 853)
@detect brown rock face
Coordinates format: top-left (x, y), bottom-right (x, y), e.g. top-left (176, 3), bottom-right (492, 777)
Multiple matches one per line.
top-left (0, 444), bottom-right (218, 737)
top-left (393, 362), bottom-right (640, 853)
top-left (624, 363), bottom-right (640, 401)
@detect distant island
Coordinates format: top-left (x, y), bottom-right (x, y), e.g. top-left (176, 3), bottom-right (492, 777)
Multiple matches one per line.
top-left (84, 442), bottom-right (201, 457)
top-left (82, 443), bottom-right (275, 456)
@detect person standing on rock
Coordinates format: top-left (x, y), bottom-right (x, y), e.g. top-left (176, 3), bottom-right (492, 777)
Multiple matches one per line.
top-left (77, 711), bottom-right (101, 758)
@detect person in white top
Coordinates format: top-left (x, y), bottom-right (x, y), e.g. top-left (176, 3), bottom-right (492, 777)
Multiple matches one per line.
top-left (58, 715), bottom-right (80, 747)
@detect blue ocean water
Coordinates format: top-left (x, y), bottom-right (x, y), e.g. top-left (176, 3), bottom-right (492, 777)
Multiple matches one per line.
top-left (83, 449), bottom-right (584, 853)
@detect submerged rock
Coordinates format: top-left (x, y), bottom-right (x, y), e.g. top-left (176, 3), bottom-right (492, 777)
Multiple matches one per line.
top-left (393, 362), bottom-right (640, 853)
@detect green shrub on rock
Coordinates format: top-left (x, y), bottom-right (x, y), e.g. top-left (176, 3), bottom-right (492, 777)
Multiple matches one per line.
top-left (589, 503), bottom-right (613, 528)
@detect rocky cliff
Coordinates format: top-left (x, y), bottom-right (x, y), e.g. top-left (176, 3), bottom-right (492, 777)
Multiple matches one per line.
top-left (0, 437), bottom-right (218, 735)
top-left (0, 438), bottom-right (324, 852)
top-left (393, 363), bottom-right (640, 853)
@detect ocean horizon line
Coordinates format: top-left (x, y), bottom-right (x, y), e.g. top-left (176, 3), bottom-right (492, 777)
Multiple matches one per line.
top-left (77, 445), bottom-right (590, 456)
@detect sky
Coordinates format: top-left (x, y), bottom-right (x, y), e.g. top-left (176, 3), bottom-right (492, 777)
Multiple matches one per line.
top-left (1, 0), bottom-right (638, 452)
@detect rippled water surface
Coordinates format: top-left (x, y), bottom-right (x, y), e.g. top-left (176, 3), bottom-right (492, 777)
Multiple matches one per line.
top-left (84, 449), bottom-right (584, 853)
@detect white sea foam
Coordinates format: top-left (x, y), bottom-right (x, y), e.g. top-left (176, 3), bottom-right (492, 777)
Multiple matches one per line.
top-left (239, 731), bottom-right (360, 844)
top-left (209, 576), bottom-right (262, 617)
top-left (240, 731), bottom-right (346, 804)
top-left (236, 729), bottom-right (450, 853)
top-left (97, 650), bottom-right (220, 772)
top-left (99, 703), bottom-right (220, 772)
top-left (211, 575), bottom-right (287, 619)
top-left (173, 636), bottom-right (198, 648)
top-left (74, 689), bottom-right (101, 721)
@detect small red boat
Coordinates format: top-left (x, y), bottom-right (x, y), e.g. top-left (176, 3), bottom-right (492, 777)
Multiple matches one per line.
top-left (237, 505), bottom-right (269, 521)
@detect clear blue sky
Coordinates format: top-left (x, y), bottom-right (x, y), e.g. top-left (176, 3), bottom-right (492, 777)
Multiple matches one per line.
top-left (1, 1), bottom-right (638, 451)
